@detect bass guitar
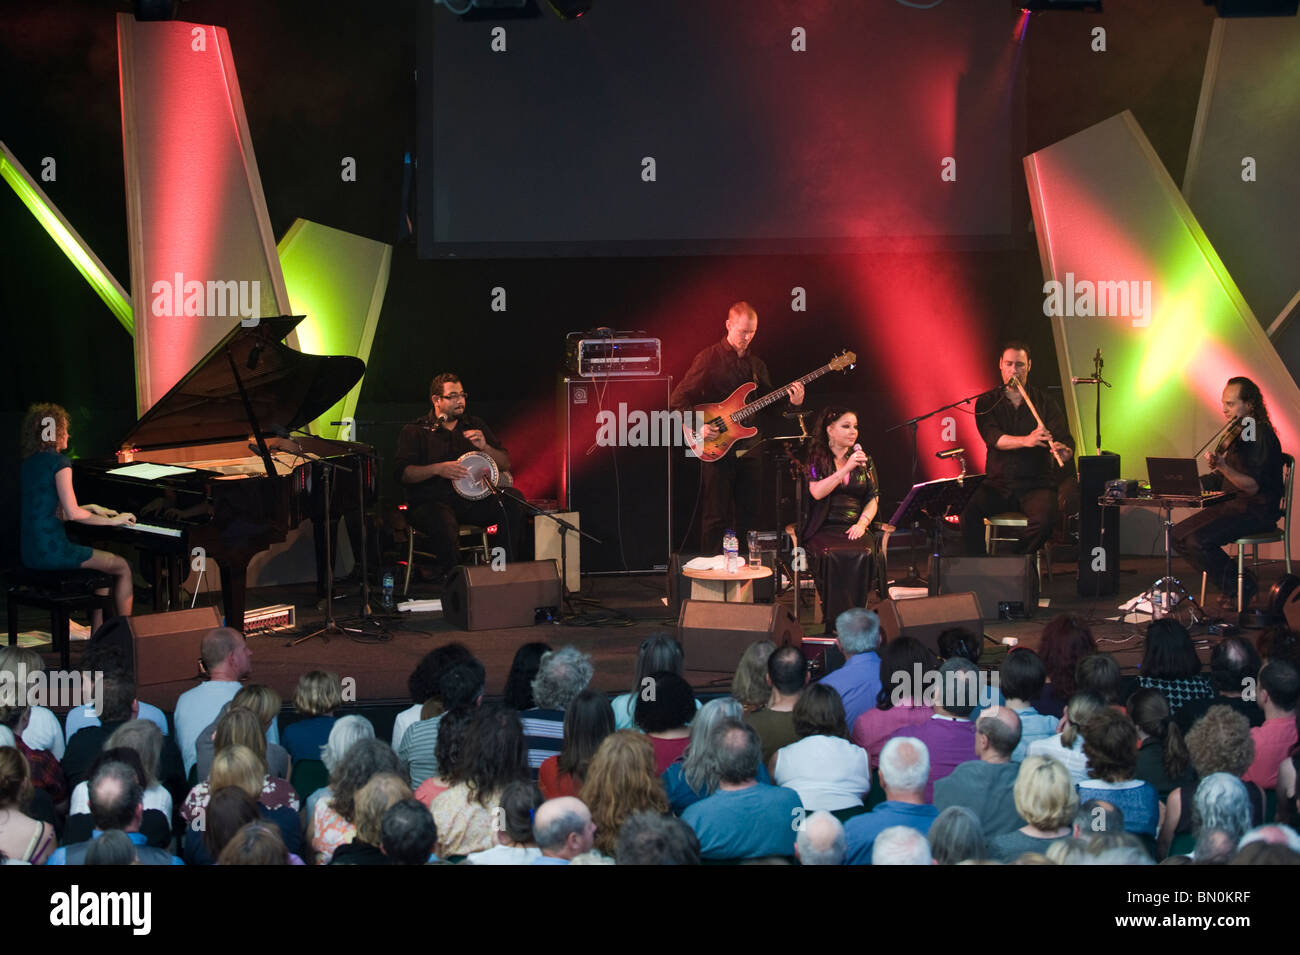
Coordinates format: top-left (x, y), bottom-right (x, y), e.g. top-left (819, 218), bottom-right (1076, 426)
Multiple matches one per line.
top-left (683, 350), bottom-right (856, 462)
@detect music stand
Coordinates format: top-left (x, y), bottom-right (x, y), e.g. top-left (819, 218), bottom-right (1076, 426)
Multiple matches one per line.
top-left (885, 475), bottom-right (986, 588)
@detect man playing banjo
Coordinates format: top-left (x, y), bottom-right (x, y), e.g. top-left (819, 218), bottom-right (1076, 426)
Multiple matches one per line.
top-left (395, 372), bottom-right (525, 588)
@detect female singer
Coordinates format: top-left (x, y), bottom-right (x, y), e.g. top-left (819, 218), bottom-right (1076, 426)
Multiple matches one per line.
top-left (19, 403), bottom-right (135, 624)
top-left (802, 406), bottom-right (880, 632)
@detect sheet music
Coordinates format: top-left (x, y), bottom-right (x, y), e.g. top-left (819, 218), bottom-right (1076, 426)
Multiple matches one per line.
top-left (106, 462), bottom-right (195, 480)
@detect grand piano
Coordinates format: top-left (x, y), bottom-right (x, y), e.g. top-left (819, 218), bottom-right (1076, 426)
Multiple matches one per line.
top-left (71, 316), bottom-right (374, 631)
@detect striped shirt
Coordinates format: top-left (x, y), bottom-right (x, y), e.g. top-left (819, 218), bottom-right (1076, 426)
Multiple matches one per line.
top-left (519, 708), bottom-right (565, 778)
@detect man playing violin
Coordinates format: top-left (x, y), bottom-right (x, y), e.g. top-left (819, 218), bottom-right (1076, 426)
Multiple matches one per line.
top-left (1173, 377), bottom-right (1285, 610)
top-left (395, 373), bottom-right (524, 588)
top-left (961, 342), bottom-right (1074, 557)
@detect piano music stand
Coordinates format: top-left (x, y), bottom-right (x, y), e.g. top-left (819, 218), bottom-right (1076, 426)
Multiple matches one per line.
top-left (885, 475), bottom-right (985, 588)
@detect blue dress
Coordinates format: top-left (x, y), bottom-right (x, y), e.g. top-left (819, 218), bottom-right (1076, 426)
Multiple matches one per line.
top-left (20, 450), bottom-right (93, 569)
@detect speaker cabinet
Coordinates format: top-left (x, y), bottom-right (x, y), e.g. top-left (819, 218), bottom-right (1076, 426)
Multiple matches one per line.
top-left (89, 606), bottom-right (221, 686)
top-left (678, 600), bottom-right (803, 672)
top-left (561, 377), bottom-right (672, 573)
top-left (1078, 453), bottom-right (1121, 596)
top-left (876, 593), bottom-right (984, 655)
top-left (443, 561), bottom-right (562, 631)
top-left (932, 556), bottom-right (1035, 620)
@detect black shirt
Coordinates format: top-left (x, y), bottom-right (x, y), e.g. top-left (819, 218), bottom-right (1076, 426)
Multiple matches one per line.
top-left (975, 384), bottom-right (1074, 491)
top-left (393, 411), bottom-right (508, 508)
top-left (669, 338), bottom-right (790, 449)
top-left (1202, 420), bottom-right (1284, 517)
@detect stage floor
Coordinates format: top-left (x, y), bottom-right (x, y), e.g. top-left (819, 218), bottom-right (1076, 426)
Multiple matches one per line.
top-left (7, 554), bottom-right (1267, 714)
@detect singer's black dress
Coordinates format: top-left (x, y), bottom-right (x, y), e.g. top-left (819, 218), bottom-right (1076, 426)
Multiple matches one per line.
top-left (802, 458), bottom-right (880, 633)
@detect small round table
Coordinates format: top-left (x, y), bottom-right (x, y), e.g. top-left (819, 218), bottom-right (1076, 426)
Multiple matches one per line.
top-left (681, 565), bottom-right (773, 603)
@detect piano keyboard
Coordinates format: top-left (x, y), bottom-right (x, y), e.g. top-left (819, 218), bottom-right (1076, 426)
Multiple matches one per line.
top-left (127, 522), bottom-right (183, 538)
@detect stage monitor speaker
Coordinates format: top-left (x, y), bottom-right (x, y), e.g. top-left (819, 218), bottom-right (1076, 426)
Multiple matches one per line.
top-left (561, 377), bottom-right (672, 574)
top-left (933, 556), bottom-right (1035, 620)
top-left (88, 606), bottom-right (222, 686)
top-left (443, 561), bottom-right (561, 631)
top-left (1078, 453), bottom-right (1121, 596)
top-left (678, 600), bottom-right (803, 672)
top-left (877, 592), bottom-right (984, 655)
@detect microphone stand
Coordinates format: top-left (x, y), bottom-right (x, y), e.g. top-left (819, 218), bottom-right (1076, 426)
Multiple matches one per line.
top-left (1071, 350), bottom-right (1111, 455)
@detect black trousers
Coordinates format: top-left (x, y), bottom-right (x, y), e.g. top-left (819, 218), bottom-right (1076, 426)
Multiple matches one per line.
top-left (699, 451), bottom-right (763, 555)
top-left (410, 489), bottom-right (527, 581)
top-left (1172, 498), bottom-right (1279, 594)
top-left (960, 484), bottom-right (1056, 557)
top-left (806, 527), bottom-right (877, 631)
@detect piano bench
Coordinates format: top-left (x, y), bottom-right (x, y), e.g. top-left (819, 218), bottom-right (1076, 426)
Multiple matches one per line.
top-left (7, 569), bottom-right (117, 670)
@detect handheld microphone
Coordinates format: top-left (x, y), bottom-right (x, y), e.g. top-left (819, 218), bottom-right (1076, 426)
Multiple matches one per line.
top-left (936, 448), bottom-right (965, 459)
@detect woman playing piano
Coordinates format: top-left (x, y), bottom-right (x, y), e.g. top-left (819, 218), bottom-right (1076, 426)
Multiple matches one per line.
top-left (19, 404), bottom-right (135, 623)
top-left (802, 406), bottom-right (880, 634)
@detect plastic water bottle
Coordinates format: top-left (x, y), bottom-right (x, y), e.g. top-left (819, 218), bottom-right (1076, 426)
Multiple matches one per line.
top-left (724, 530), bottom-right (739, 574)
top-left (382, 570), bottom-right (395, 610)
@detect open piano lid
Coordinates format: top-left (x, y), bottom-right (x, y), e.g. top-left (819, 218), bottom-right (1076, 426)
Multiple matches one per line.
top-left (121, 315), bottom-right (365, 450)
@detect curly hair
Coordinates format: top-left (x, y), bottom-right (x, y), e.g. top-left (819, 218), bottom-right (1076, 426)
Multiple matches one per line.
top-left (1185, 705), bottom-right (1254, 778)
top-left (432, 705), bottom-right (474, 786)
top-left (1039, 614), bottom-right (1096, 701)
top-left (458, 703), bottom-right (528, 807)
top-left (1228, 376), bottom-right (1273, 433)
top-left (19, 403), bottom-right (68, 458)
top-left (580, 731), bottom-right (669, 858)
top-left (530, 646), bottom-right (594, 711)
top-left (407, 643), bottom-right (473, 708)
top-left (330, 739), bottom-right (407, 823)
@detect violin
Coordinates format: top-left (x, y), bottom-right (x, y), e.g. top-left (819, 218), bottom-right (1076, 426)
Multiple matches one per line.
top-left (1203, 416), bottom-right (1244, 471)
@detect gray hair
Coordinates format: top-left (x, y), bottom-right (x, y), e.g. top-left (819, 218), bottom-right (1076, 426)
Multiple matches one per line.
top-left (1191, 772), bottom-right (1252, 844)
top-left (713, 719), bottom-right (763, 785)
top-left (533, 802), bottom-right (589, 850)
top-left (879, 737), bottom-right (929, 794)
top-left (872, 825), bottom-right (933, 865)
top-left (106, 719), bottom-right (163, 788)
top-left (928, 806), bottom-right (985, 865)
top-left (835, 609), bottom-right (881, 655)
top-left (322, 714), bottom-right (375, 773)
top-left (616, 811), bottom-right (701, 865)
top-left (796, 811), bottom-right (846, 865)
top-left (681, 696), bottom-right (746, 795)
top-left (531, 646), bottom-right (594, 710)
top-left (976, 710), bottom-right (1021, 758)
top-left (84, 829), bottom-right (138, 865)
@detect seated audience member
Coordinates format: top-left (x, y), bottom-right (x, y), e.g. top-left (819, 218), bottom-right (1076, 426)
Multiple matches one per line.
top-left (218, 821), bottom-right (290, 865)
top-left (988, 756), bottom-right (1078, 862)
top-left (819, 609), bottom-right (884, 729)
top-left (66, 727), bottom-right (172, 848)
top-left (282, 670), bottom-right (343, 763)
top-left (851, 637), bottom-right (937, 770)
top-left (1000, 649), bottom-right (1059, 760)
top-left (1242, 659), bottom-right (1298, 789)
top-left (934, 706), bottom-right (1023, 838)
top-left (309, 738), bottom-right (406, 864)
top-left (682, 719), bottom-right (803, 861)
top-left (502, 641), bottom-right (553, 711)
top-left (635, 672), bottom-right (698, 773)
top-left (581, 730), bottom-right (670, 859)
top-left (183, 745), bottom-right (301, 858)
top-left (392, 643), bottom-right (474, 752)
top-left (1078, 831), bottom-right (1154, 865)
top-left (1038, 614), bottom-right (1097, 719)
top-left (1129, 688), bottom-right (1194, 799)
top-left (1231, 840), bottom-right (1300, 865)
top-left (331, 773), bottom-right (412, 865)
top-left (937, 628), bottom-right (982, 667)
top-left (197, 704), bottom-right (289, 783)
top-left (1174, 637), bottom-right (1264, 734)
top-left (49, 761), bottom-right (183, 865)
top-left (772, 683), bottom-right (871, 811)
top-left (1127, 619), bottom-right (1215, 710)
top-left (83, 829), bottom-right (137, 866)
top-left (0, 646), bottom-right (67, 757)
top-left (1159, 706), bottom-right (1260, 857)
top-left (1076, 709), bottom-right (1159, 840)
top-left (794, 810), bottom-right (846, 866)
top-left (1236, 823), bottom-right (1300, 854)
top-left (843, 737), bottom-right (937, 865)
top-left (731, 641), bottom-right (777, 714)
top-left (617, 810), bottom-right (702, 865)
top-left (400, 658), bottom-right (485, 787)
top-left (307, 715), bottom-right (374, 820)
top-left (1280, 749), bottom-right (1300, 827)
top-left (198, 787), bottom-right (262, 865)
top-left (61, 668), bottom-right (142, 789)
top-left (431, 703), bottom-right (528, 858)
top-left (539, 689), bottom-right (614, 799)
top-left (928, 806), bottom-right (986, 865)
top-left (1075, 653), bottom-right (1123, 709)
top-left (62, 643), bottom-right (168, 741)
top-left (382, 798), bottom-right (439, 865)
top-left (1258, 627), bottom-right (1300, 667)
top-left (0, 746), bottom-right (55, 864)
top-left (532, 796), bottom-right (597, 864)
top-left (611, 634), bottom-right (700, 730)
top-left (1072, 798), bottom-right (1125, 842)
top-left (1027, 692), bottom-right (1105, 786)
top-left (662, 697), bottom-right (774, 815)
top-left (888, 658), bottom-right (979, 801)
top-left (464, 781), bottom-right (543, 865)
top-left (872, 825), bottom-right (933, 865)
top-left (414, 706), bottom-right (473, 807)
top-left (521, 646), bottom-right (594, 776)
top-left (1189, 773), bottom-right (1254, 862)
top-left (0, 703), bottom-right (67, 811)
top-left (744, 645), bottom-right (808, 764)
